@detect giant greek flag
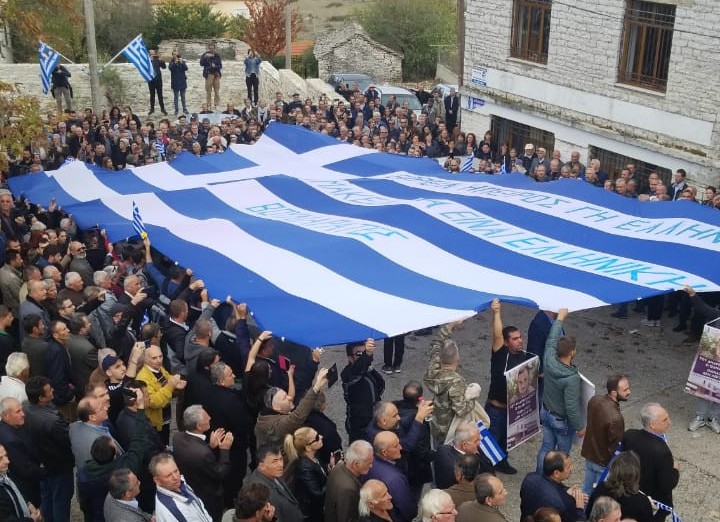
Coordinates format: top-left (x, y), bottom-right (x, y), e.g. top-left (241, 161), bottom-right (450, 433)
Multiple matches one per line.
top-left (9, 124), bottom-right (720, 347)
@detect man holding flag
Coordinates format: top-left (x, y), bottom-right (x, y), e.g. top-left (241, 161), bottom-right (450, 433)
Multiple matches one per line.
top-left (51, 64), bottom-right (72, 114)
top-left (38, 41), bottom-right (60, 96)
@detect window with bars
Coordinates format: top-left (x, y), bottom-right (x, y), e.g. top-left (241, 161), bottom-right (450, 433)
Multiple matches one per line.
top-left (491, 116), bottom-right (555, 155)
top-left (510, 0), bottom-right (552, 64)
top-left (618, 1), bottom-right (676, 91)
top-left (589, 145), bottom-right (672, 186)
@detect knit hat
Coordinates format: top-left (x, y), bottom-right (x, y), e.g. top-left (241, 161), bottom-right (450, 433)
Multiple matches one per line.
top-left (102, 355), bottom-right (120, 372)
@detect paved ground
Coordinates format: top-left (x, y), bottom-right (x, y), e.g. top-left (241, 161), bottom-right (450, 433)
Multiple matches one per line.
top-left (317, 302), bottom-right (720, 522)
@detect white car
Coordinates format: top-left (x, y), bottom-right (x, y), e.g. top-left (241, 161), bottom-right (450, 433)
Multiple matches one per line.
top-left (373, 85), bottom-right (423, 116)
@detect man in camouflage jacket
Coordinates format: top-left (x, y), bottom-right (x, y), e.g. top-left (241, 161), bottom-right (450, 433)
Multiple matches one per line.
top-left (423, 321), bottom-right (474, 443)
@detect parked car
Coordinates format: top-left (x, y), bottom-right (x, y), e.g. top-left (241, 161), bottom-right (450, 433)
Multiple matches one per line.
top-left (373, 85), bottom-right (423, 116)
top-left (327, 73), bottom-right (375, 100)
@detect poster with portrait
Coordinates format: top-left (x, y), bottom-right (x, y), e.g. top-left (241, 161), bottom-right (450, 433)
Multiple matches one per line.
top-left (506, 355), bottom-right (540, 450)
top-left (685, 318), bottom-right (720, 404)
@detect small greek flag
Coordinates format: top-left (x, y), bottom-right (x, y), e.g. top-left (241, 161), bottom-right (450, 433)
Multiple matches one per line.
top-left (460, 155), bottom-right (474, 172)
top-left (154, 140), bottom-right (166, 160)
top-left (653, 499), bottom-right (682, 522)
top-left (477, 421), bottom-right (506, 465)
top-left (121, 35), bottom-right (155, 82)
top-left (132, 201), bottom-right (148, 239)
top-left (38, 41), bottom-right (60, 95)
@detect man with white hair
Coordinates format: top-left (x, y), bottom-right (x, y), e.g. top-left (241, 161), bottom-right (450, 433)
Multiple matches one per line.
top-left (420, 489), bottom-right (457, 522)
top-left (622, 403), bottom-right (678, 521)
top-left (58, 271), bottom-right (84, 308)
top-left (0, 397), bottom-right (45, 506)
top-left (172, 404), bottom-right (233, 521)
top-left (68, 241), bottom-right (94, 287)
top-left (358, 479), bottom-right (394, 521)
top-left (0, 352), bottom-right (30, 402)
top-left (433, 421), bottom-right (491, 489)
top-left (325, 439), bottom-right (374, 522)
top-left (588, 496), bottom-right (621, 522)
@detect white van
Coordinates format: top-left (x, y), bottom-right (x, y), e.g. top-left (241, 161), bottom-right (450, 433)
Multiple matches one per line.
top-left (373, 85), bottom-right (423, 116)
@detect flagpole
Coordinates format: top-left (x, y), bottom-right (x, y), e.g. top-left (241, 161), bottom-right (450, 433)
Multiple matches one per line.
top-left (103, 41), bottom-right (131, 70)
top-left (55, 51), bottom-right (76, 64)
top-left (82, 0), bottom-right (103, 114)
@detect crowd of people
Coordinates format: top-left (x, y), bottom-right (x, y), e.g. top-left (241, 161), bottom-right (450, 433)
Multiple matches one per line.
top-left (0, 194), bottom-right (710, 522)
top-left (0, 68), bottom-right (717, 522)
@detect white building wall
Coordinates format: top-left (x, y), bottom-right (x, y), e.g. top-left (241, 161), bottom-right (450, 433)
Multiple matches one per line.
top-left (461, 0), bottom-right (720, 185)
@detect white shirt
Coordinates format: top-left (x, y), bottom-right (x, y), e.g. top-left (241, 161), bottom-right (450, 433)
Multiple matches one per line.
top-left (155, 483), bottom-right (212, 522)
top-left (0, 376), bottom-right (28, 403)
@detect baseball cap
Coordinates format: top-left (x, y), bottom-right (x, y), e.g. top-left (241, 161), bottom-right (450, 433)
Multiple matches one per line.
top-left (102, 355), bottom-right (120, 371)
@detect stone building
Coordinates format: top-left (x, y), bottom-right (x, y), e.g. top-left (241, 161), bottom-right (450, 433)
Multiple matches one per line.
top-left (461, 0), bottom-right (720, 187)
top-left (314, 22), bottom-right (403, 84)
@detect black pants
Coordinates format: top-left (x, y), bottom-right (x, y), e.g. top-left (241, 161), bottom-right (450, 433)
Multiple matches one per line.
top-left (384, 334), bottom-right (406, 367)
top-left (246, 74), bottom-right (259, 104)
top-left (148, 79), bottom-right (165, 111)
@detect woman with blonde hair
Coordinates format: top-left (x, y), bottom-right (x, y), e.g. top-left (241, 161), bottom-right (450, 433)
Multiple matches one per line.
top-left (283, 426), bottom-right (327, 521)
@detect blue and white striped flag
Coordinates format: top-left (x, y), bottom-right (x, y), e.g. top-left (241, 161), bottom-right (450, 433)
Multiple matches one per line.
top-left (121, 35), bottom-right (155, 82)
top-left (653, 499), bottom-right (682, 522)
top-left (460, 155), bottom-right (474, 172)
top-left (132, 201), bottom-right (148, 239)
top-left (155, 140), bottom-right (166, 160)
top-left (477, 421), bottom-right (506, 465)
top-left (38, 41), bottom-right (60, 95)
top-left (8, 123), bottom-right (720, 347)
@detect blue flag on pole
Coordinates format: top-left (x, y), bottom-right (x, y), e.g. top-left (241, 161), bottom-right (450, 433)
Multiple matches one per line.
top-left (122, 35), bottom-right (155, 82)
top-left (38, 41), bottom-right (60, 95)
top-left (132, 201), bottom-right (148, 239)
top-left (477, 421), bottom-right (506, 465)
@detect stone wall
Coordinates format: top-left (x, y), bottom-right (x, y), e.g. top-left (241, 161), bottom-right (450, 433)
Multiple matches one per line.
top-left (157, 39), bottom-right (249, 61)
top-left (461, 0), bottom-right (720, 185)
top-left (317, 35), bottom-right (402, 84)
top-left (0, 61), bottom-right (338, 116)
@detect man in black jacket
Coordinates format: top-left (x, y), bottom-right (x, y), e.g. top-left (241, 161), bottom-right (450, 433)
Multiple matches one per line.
top-left (0, 443), bottom-right (42, 521)
top-left (341, 339), bottom-right (385, 443)
top-left (0, 398), bottom-right (45, 506)
top-left (622, 403), bottom-right (679, 521)
top-left (147, 49), bottom-right (167, 116)
top-left (23, 376), bottom-right (75, 522)
top-left (204, 361), bottom-right (252, 508)
top-left (45, 321), bottom-right (78, 421)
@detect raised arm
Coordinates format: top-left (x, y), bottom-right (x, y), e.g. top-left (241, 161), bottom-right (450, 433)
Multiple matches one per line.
top-left (245, 330), bottom-right (271, 373)
top-left (491, 298), bottom-right (504, 351)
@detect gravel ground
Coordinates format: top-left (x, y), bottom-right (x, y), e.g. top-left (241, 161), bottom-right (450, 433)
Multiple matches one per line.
top-left (316, 302), bottom-right (720, 522)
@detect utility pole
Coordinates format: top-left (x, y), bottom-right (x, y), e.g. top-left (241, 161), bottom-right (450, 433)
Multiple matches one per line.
top-left (457, 0), bottom-right (465, 87)
top-left (285, 1), bottom-right (292, 69)
top-left (83, 0), bottom-right (103, 113)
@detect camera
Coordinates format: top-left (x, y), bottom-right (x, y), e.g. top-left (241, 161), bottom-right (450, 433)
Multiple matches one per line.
top-left (120, 387), bottom-right (137, 400)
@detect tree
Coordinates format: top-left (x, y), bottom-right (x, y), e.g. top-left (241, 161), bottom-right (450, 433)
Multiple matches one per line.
top-left (354, 0), bottom-right (456, 81)
top-left (0, 81), bottom-right (45, 173)
top-left (147, 1), bottom-right (230, 48)
top-left (1, 0), bottom-right (83, 62)
top-left (95, 0), bottom-right (154, 57)
top-left (243, 0), bottom-right (301, 58)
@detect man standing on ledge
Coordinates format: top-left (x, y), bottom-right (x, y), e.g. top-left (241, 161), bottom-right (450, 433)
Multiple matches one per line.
top-left (486, 298), bottom-right (533, 474)
top-left (200, 43), bottom-right (222, 110)
top-left (147, 49), bottom-right (167, 116)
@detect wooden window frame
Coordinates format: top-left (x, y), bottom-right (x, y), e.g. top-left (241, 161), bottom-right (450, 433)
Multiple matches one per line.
top-left (510, 0), bottom-right (553, 64)
top-left (618, 0), bottom-right (676, 92)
